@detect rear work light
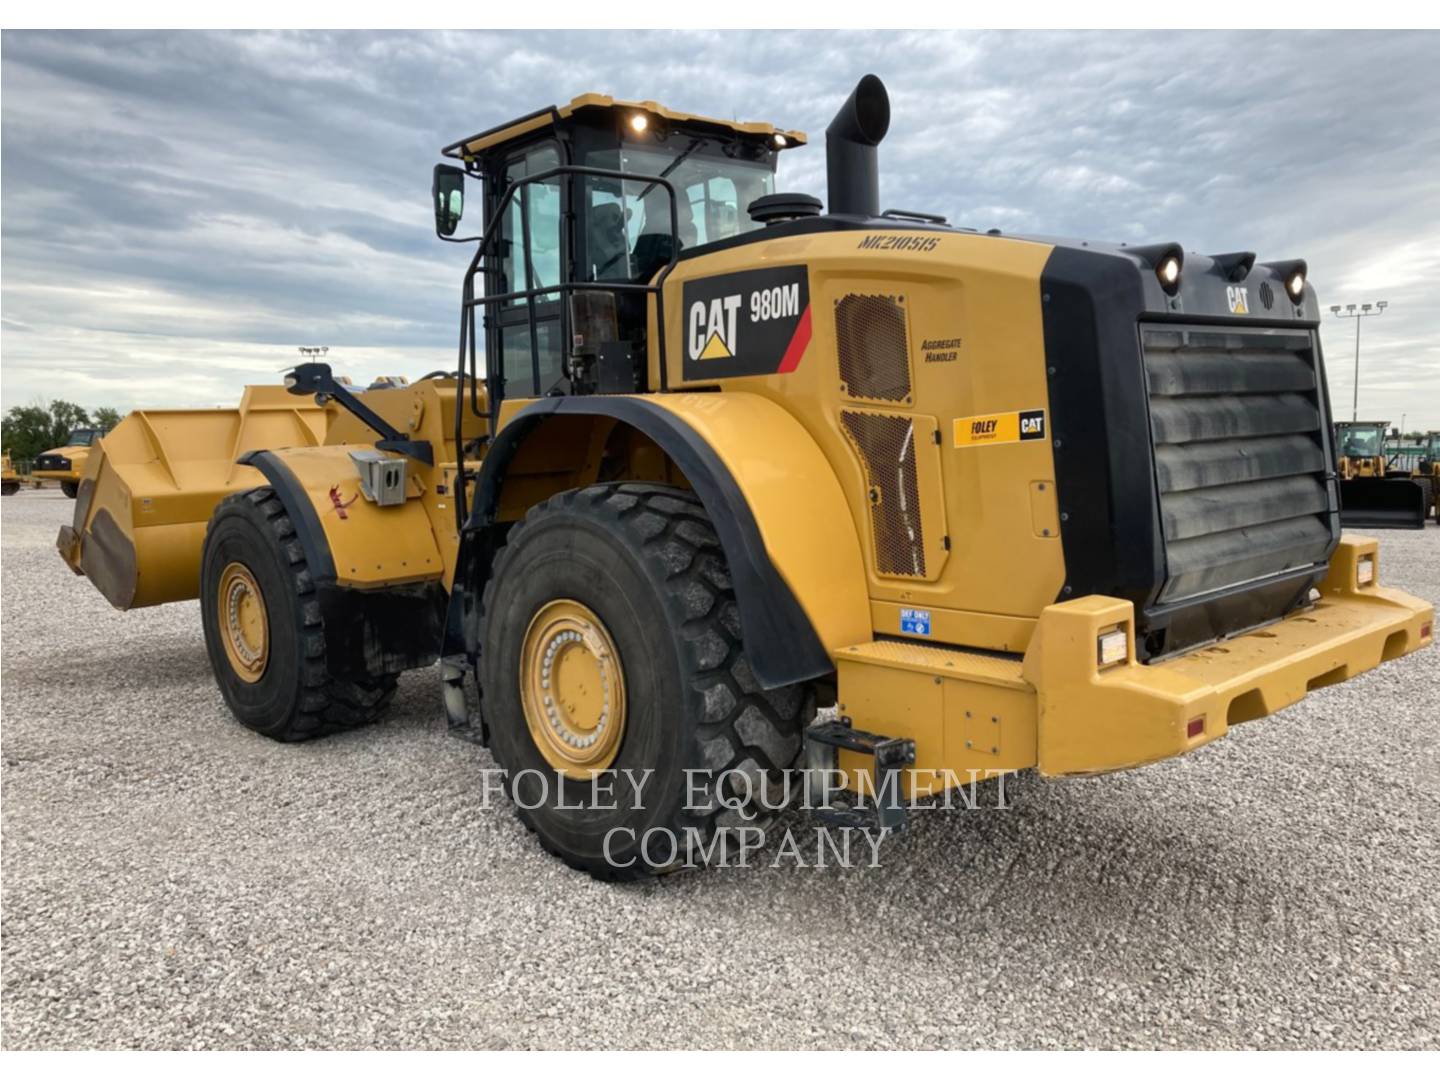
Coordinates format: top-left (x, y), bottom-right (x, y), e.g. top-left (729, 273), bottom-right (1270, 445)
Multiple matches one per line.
top-left (1357, 554), bottom-right (1376, 587)
top-left (1097, 628), bottom-right (1129, 667)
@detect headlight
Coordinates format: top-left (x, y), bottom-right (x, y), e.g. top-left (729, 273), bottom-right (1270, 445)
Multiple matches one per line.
top-left (1286, 271), bottom-right (1306, 301)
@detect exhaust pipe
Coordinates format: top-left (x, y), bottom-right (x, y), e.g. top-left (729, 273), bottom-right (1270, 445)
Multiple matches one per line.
top-left (826, 74), bottom-right (891, 218)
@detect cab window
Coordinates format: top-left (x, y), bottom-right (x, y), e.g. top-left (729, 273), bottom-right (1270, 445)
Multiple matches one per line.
top-left (498, 146), bottom-right (562, 306)
top-left (582, 141), bottom-right (774, 283)
top-left (496, 144), bottom-right (566, 396)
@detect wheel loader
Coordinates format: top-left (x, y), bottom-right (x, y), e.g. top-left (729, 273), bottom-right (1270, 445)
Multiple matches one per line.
top-left (1416, 431), bottom-right (1440, 521)
top-left (1334, 420), bottom-right (1431, 529)
top-left (2, 452), bottom-right (20, 496)
top-left (59, 76), bottom-right (1433, 878)
top-left (33, 426), bottom-right (110, 498)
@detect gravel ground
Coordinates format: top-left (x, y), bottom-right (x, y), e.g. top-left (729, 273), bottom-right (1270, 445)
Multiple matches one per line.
top-left (2, 487), bottom-right (1438, 1050)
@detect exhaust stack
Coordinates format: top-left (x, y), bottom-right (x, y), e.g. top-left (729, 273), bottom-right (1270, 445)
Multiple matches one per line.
top-left (826, 74), bottom-right (890, 218)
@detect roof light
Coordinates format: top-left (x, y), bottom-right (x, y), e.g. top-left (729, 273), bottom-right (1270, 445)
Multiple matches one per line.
top-left (628, 113), bottom-right (648, 133)
top-left (773, 133), bottom-right (788, 148)
top-left (1286, 271), bottom-right (1306, 301)
top-left (1158, 256), bottom-right (1181, 287)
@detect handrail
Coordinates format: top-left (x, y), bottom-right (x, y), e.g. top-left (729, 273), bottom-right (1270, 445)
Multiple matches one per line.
top-left (449, 164), bottom-right (681, 533)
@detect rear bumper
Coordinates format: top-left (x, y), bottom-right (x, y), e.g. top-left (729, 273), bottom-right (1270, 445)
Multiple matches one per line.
top-left (1026, 536), bottom-right (1432, 776)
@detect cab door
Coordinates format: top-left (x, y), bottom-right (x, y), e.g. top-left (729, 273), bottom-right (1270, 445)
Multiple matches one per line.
top-left (486, 142), bottom-right (567, 399)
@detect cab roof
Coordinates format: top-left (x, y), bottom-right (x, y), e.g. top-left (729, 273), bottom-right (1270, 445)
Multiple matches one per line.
top-left (442, 92), bottom-right (807, 161)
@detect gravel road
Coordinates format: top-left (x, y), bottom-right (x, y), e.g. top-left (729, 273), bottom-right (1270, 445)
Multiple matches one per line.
top-left (2, 488), bottom-right (1437, 1049)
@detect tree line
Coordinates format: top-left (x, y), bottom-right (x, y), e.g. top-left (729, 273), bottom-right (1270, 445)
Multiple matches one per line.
top-left (1, 401), bottom-right (124, 465)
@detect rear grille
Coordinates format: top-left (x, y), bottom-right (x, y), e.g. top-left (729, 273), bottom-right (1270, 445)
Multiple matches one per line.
top-left (1142, 324), bottom-right (1335, 604)
top-left (840, 409), bottom-right (927, 577)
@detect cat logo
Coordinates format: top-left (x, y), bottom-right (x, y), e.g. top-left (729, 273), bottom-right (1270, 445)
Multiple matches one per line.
top-left (1227, 285), bottom-right (1250, 315)
top-left (681, 265), bottom-right (812, 380)
top-left (689, 295), bottom-right (742, 360)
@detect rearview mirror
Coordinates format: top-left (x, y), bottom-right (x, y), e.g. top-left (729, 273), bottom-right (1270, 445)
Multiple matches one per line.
top-left (432, 164), bottom-right (466, 238)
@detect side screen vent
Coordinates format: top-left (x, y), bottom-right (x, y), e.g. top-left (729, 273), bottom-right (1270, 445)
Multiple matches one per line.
top-left (836, 294), bottom-right (912, 403)
top-left (840, 410), bottom-right (926, 577)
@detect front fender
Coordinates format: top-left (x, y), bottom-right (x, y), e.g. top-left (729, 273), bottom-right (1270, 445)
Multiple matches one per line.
top-left (241, 447), bottom-right (447, 679)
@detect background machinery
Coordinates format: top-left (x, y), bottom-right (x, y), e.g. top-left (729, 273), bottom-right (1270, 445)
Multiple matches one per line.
top-left (1417, 431), bottom-right (1440, 520)
top-left (2, 451), bottom-right (19, 496)
top-left (59, 76), bottom-right (1433, 878)
top-left (32, 426), bottom-right (111, 498)
top-left (1334, 420), bottom-right (1431, 529)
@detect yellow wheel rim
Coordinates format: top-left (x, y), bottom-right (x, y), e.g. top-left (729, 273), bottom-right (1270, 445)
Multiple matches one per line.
top-left (520, 599), bottom-right (627, 779)
top-left (218, 562), bottom-right (269, 683)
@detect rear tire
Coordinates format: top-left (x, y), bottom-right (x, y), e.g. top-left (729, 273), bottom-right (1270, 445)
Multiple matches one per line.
top-left (1, 481), bottom-right (17, 496)
top-left (61, 481), bottom-right (79, 498)
top-left (200, 487), bottom-right (397, 741)
top-left (481, 483), bottom-right (814, 880)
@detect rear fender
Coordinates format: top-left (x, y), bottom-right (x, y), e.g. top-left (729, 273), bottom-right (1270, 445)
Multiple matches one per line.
top-left (451, 393), bottom-right (871, 690)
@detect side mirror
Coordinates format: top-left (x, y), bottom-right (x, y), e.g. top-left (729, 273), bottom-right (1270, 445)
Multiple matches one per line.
top-left (432, 164), bottom-right (466, 238)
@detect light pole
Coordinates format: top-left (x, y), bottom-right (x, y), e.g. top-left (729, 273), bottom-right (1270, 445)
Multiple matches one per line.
top-left (1329, 301), bottom-right (1388, 421)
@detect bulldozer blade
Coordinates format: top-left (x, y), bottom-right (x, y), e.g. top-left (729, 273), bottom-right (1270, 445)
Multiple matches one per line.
top-left (1339, 477), bottom-right (1429, 530)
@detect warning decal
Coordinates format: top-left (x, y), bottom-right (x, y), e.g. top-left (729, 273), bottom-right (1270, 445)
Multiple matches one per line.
top-left (953, 409), bottom-right (1047, 448)
top-left (682, 265), bottom-right (811, 381)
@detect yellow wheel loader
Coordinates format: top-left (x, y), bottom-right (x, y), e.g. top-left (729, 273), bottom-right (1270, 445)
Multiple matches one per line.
top-left (1424, 432), bottom-right (1440, 520)
top-left (2, 451), bottom-right (20, 496)
top-left (61, 77), bottom-right (1433, 878)
top-left (1334, 420), bottom-right (1431, 529)
top-left (32, 426), bottom-right (110, 498)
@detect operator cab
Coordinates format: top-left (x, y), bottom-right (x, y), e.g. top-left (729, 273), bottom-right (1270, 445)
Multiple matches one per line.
top-left (433, 94), bottom-right (804, 404)
top-left (65, 428), bottom-right (103, 447)
top-left (1336, 422), bottom-right (1388, 459)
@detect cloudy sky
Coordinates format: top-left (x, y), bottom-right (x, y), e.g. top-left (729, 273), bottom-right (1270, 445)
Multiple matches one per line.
top-left (3, 29), bottom-right (1438, 429)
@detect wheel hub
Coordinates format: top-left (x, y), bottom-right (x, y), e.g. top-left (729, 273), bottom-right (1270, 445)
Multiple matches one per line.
top-left (218, 562), bottom-right (269, 683)
top-left (520, 599), bottom-right (627, 779)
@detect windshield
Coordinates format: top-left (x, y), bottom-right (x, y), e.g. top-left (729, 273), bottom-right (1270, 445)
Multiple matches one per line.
top-left (583, 140), bottom-right (775, 282)
top-left (66, 429), bottom-right (97, 447)
top-left (1338, 427), bottom-right (1383, 457)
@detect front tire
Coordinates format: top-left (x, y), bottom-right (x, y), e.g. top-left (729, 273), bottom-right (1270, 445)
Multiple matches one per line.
top-left (1, 481), bottom-right (18, 496)
top-left (200, 487), bottom-right (397, 741)
top-left (481, 483), bottom-right (814, 880)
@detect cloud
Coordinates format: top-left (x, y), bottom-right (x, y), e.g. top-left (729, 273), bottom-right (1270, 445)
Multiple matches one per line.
top-left (2, 29), bottom-right (1438, 428)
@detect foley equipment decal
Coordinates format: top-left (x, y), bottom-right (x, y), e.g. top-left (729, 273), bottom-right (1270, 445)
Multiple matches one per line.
top-left (953, 409), bottom-right (1047, 448)
top-left (682, 265), bottom-right (811, 380)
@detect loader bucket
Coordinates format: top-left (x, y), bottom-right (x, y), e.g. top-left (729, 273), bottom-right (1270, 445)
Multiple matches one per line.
top-left (1338, 476), bottom-right (1429, 530)
top-left (57, 387), bottom-right (329, 609)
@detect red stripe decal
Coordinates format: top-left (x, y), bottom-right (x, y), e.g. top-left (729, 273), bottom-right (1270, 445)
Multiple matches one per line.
top-left (776, 304), bottom-right (812, 374)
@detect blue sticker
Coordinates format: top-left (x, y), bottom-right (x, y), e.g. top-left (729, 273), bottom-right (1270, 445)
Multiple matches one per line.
top-left (900, 608), bottom-right (931, 636)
